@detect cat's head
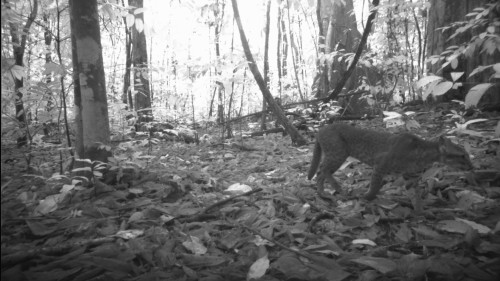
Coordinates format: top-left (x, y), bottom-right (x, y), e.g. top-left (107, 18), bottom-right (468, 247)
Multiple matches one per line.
top-left (438, 136), bottom-right (474, 171)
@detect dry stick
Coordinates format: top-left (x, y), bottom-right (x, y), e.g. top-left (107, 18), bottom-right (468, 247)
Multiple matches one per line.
top-left (171, 188), bottom-right (264, 224)
top-left (202, 188), bottom-right (263, 214)
top-left (325, 0), bottom-right (380, 102)
top-left (226, 90), bottom-right (370, 124)
top-left (1, 179), bottom-right (13, 193)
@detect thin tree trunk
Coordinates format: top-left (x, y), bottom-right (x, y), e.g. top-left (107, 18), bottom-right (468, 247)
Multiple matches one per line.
top-left (213, 0), bottom-right (226, 124)
top-left (209, 86), bottom-right (216, 117)
top-left (122, 0), bottom-right (132, 107)
top-left (286, 0), bottom-right (304, 101)
top-left (149, 32), bottom-right (154, 102)
top-left (313, 0), bottom-right (329, 98)
top-left (277, 1), bottom-right (283, 99)
top-left (403, 17), bottom-right (415, 100)
top-left (261, 0), bottom-right (271, 130)
top-left (239, 67), bottom-right (247, 117)
top-left (231, 0), bottom-right (307, 146)
top-left (298, 1), bottom-right (318, 55)
top-left (227, 17), bottom-right (237, 137)
top-left (281, 12), bottom-right (288, 77)
top-left (412, 2), bottom-right (423, 80)
top-left (6, 0), bottom-right (38, 147)
top-left (43, 14), bottom-right (54, 115)
top-left (326, 0), bottom-right (380, 101)
top-left (129, 0), bottom-right (152, 119)
top-left (316, 0), bottom-right (324, 53)
top-left (296, 12), bottom-right (308, 94)
top-left (53, 1), bottom-right (72, 150)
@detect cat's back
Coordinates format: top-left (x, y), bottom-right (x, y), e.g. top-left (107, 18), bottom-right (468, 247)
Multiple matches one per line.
top-left (318, 123), bottom-right (395, 164)
top-left (323, 123), bottom-right (393, 145)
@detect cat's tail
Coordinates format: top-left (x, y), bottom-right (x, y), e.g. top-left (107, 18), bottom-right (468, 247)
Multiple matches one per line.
top-left (307, 141), bottom-right (321, 180)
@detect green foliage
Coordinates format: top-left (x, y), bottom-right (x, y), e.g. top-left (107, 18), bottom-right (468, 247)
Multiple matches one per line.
top-left (422, 2), bottom-right (500, 108)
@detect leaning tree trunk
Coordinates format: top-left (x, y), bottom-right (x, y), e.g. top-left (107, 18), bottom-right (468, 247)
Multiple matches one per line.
top-left (231, 0), bottom-right (307, 146)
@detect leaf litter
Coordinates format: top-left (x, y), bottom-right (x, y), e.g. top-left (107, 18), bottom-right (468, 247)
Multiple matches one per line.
top-left (1, 120), bottom-right (499, 281)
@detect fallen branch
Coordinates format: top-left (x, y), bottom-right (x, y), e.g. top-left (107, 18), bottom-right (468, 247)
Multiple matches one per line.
top-left (250, 127), bottom-right (284, 137)
top-left (202, 187), bottom-right (263, 214)
top-left (171, 188), bottom-right (264, 224)
top-left (226, 90), bottom-right (371, 124)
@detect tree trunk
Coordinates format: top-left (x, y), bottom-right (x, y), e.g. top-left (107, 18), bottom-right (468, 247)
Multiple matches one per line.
top-left (312, 0), bottom-right (329, 98)
top-left (209, 86), bottom-right (216, 117)
top-left (149, 32), bottom-right (154, 102)
top-left (54, 0), bottom-right (73, 151)
top-left (129, 0), bottom-right (152, 120)
top-left (231, 0), bottom-right (307, 146)
top-left (261, 0), bottom-right (271, 131)
top-left (411, 5), bottom-right (425, 83)
top-left (212, 0), bottom-right (226, 124)
top-left (280, 11), bottom-right (288, 77)
top-left (426, 0), bottom-right (496, 97)
top-left (227, 17), bottom-right (238, 138)
top-left (69, 0), bottom-right (111, 162)
top-left (323, 0), bottom-right (361, 98)
top-left (326, 0), bottom-right (380, 101)
top-left (295, 11), bottom-right (308, 94)
top-left (6, 0), bottom-right (38, 147)
top-left (277, 1), bottom-right (283, 98)
top-left (285, 0), bottom-right (304, 101)
top-left (43, 14), bottom-right (54, 115)
top-left (216, 82), bottom-right (225, 124)
top-left (122, 0), bottom-right (132, 107)
top-left (239, 67), bottom-right (247, 117)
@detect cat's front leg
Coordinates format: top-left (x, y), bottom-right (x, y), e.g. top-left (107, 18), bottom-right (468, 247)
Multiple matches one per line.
top-left (364, 168), bottom-right (384, 200)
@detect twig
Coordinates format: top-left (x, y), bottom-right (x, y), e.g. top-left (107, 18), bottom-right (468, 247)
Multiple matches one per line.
top-left (169, 188), bottom-right (264, 224)
top-left (1, 179), bottom-right (13, 193)
top-left (202, 188), bottom-right (263, 214)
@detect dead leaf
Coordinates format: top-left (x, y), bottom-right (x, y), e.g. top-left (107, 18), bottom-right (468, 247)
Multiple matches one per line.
top-left (247, 255), bottom-right (269, 280)
top-left (182, 236), bottom-right (207, 255)
top-left (395, 223), bottom-right (413, 243)
top-left (26, 219), bottom-right (56, 236)
top-left (352, 256), bottom-right (397, 274)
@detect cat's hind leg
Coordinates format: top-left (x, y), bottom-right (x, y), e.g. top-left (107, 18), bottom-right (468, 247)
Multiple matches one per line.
top-left (317, 140), bottom-right (348, 198)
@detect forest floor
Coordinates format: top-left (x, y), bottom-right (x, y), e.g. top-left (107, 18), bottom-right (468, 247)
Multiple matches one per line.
top-left (1, 111), bottom-right (500, 281)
